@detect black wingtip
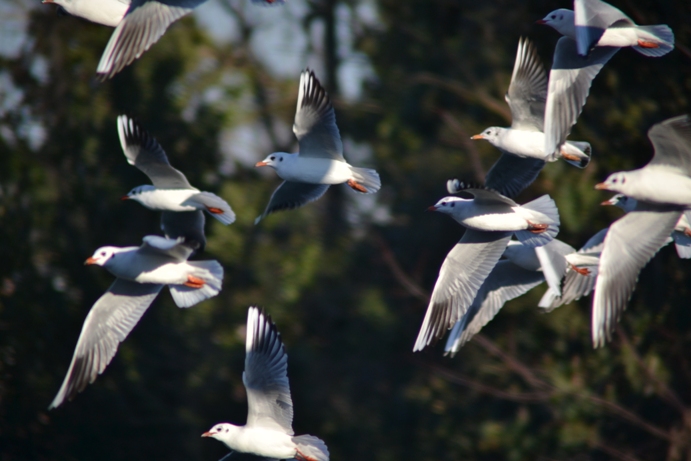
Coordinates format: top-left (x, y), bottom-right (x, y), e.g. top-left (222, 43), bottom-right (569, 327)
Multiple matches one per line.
top-left (446, 179), bottom-right (495, 194)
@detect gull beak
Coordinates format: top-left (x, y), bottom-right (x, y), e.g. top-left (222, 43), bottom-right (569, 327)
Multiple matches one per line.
top-left (427, 206), bottom-right (437, 212)
top-left (255, 161), bottom-right (269, 167)
top-left (535, 19), bottom-right (547, 25)
top-left (600, 199), bottom-right (614, 206)
top-left (121, 195), bottom-right (130, 201)
top-left (201, 431), bottom-right (215, 437)
top-left (84, 257), bottom-right (97, 265)
top-left (42, 0), bottom-right (56, 3)
top-left (594, 183), bottom-right (609, 190)
top-left (470, 134), bottom-right (484, 140)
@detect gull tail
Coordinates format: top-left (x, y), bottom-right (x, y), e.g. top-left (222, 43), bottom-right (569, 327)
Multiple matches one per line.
top-left (292, 435), bottom-right (330, 461)
top-left (633, 25), bottom-right (674, 57)
top-left (672, 231), bottom-right (691, 259)
top-left (514, 195), bottom-right (560, 248)
top-left (561, 141), bottom-right (591, 168)
top-left (169, 260), bottom-right (224, 308)
top-left (349, 167), bottom-right (381, 194)
top-left (185, 192), bottom-right (235, 225)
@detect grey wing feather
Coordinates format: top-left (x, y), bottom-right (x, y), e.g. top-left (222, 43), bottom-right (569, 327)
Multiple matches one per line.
top-left (96, 0), bottom-right (202, 80)
top-left (117, 115), bottom-right (192, 189)
top-left (461, 187), bottom-right (518, 207)
top-left (535, 238), bottom-right (576, 295)
top-left (647, 115), bottom-right (691, 177)
top-left (580, 227), bottom-right (609, 254)
top-left (293, 69), bottom-right (344, 161)
top-left (161, 210), bottom-right (206, 252)
top-left (484, 152), bottom-right (545, 199)
top-left (243, 307), bottom-right (294, 434)
top-left (544, 37), bottom-right (618, 158)
top-left (507, 37), bottom-right (547, 131)
top-left (539, 265), bottom-right (598, 311)
top-left (140, 235), bottom-right (194, 261)
top-left (413, 230), bottom-right (512, 351)
top-left (592, 204), bottom-right (680, 347)
top-left (574, 0), bottom-right (632, 56)
top-left (445, 261), bottom-right (544, 356)
top-left (49, 279), bottom-right (162, 408)
top-left (255, 181), bottom-right (330, 224)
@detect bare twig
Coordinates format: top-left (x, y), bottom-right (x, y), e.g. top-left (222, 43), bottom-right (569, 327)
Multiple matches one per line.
top-left (438, 110), bottom-right (487, 184)
top-left (371, 232), bottom-right (428, 302)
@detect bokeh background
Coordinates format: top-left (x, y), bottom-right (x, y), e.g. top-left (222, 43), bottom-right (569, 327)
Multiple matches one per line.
top-left (2, 0), bottom-right (691, 459)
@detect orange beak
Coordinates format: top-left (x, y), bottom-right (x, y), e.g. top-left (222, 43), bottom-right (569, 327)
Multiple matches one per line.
top-left (470, 134), bottom-right (484, 140)
top-left (594, 183), bottom-right (609, 190)
top-left (600, 199), bottom-right (614, 206)
top-left (84, 257), bottom-right (97, 265)
top-left (121, 195), bottom-right (130, 201)
top-left (42, 0), bottom-right (56, 3)
top-left (255, 161), bottom-right (268, 167)
top-left (427, 206), bottom-right (437, 211)
top-left (535, 19), bottom-right (547, 24)
top-left (201, 431), bottom-right (214, 437)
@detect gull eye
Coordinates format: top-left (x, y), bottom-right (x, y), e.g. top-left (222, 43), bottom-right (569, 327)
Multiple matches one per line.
top-left (551, 14), bottom-right (556, 19)
top-left (101, 252), bottom-right (106, 256)
top-left (270, 156), bottom-right (275, 161)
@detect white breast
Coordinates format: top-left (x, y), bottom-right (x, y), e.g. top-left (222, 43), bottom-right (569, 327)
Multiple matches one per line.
top-left (134, 189), bottom-right (201, 211)
top-left (495, 130), bottom-right (548, 160)
top-left (278, 157), bottom-right (352, 185)
top-left (228, 428), bottom-right (296, 459)
top-left (66, 0), bottom-right (129, 27)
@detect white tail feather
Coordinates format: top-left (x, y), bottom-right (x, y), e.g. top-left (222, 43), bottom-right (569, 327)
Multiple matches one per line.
top-left (185, 192), bottom-right (235, 225)
top-left (633, 25), bottom-right (674, 57)
top-left (349, 167), bottom-right (381, 193)
top-left (514, 195), bottom-right (560, 248)
top-left (169, 260), bottom-right (223, 308)
top-left (293, 435), bottom-right (330, 461)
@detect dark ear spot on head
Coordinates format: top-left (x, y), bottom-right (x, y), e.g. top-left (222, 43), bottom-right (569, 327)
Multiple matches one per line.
top-left (279, 157), bottom-right (283, 162)
top-left (451, 203), bottom-right (455, 207)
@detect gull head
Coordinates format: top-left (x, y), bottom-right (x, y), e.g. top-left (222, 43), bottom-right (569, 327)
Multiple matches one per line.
top-left (202, 423), bottom-right (239, 444)
top-left (601, 193), bottom-right (636, 212)
top-left (595, 172), bottom-right (629, 194)
top-left (256, 152), bottom-right (291, 170)
top-left (536, 9), bottom-right (575, 36)
top-left (122, 185), bottom-right (156, 202)
top-left (471, 127), bottom-right (503, 146)
top-left (85, 246), bottom-right (120, 266)
top-left (428, 196), bottom-right (466, 214)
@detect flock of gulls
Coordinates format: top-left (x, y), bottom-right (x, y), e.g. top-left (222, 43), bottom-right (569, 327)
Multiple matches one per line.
top-left (39, 0), bottom-right (686, 459)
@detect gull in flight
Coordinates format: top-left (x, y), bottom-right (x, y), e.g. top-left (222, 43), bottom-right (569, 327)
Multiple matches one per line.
top-left (255, 69), bottom-right (380, 224)
top-left (592, 114), bottom-right (691, 347)
top-left (413, 181), bottom-right (560, 351)
top-left (49, 235), bottom-right (223, 408)
top-left (118, 115), bottom-right (235, 226)
top-left (203, 307), bottom-right (329, 461)
top-left (471, 37), bottom-right (591, 169)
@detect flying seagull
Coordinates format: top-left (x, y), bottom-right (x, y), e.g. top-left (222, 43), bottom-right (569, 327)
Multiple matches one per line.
top-left (254, 69), bottom-right (380, 224)
top-left (202, 307), bottom-right (329, 461)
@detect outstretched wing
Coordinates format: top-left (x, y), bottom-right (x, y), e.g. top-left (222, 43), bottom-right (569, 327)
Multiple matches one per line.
top-left (255, 181), bottom-right (330, 224)
top-left (647, 114), bottom-right (691, 177)
top-left (507, 37), bottom-right (547, 131)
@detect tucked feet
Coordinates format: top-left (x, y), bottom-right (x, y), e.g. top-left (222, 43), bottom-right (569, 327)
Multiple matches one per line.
top-left (347, 179), bottom-right (368, 193)
top-left (207, 206), bottom-right (224, 214)
top-left (184, 275), bottom-right (206, 288)
top-left (527, 221), bottom-right (548, 234)
top-left (295, 449), bottom-right (318, 461)
top-left (684, 228), bottom-right (691, 238)
top-left (637, 40), bottom-right (659, 49)
top-left (570, 264), bottom-right (591, 276)
top-left (561, 152), bottom-right (582, 162)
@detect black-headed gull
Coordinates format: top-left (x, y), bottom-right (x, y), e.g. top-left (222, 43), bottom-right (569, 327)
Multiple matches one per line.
top-left (413, 182), bottom-right (560, 351)
top-left (592, 115), bottom-right (691, 347)
top-left (471, 38), bottom-right (591, 168)
top-left (539, 1), bottom-right (674, 58)
top-left (444, 238), bottom-right (576, 356)
top-left (202, 307), bottom-right (329, 461)
top-left (96, 0), bottom-right (208, 79)
top-left (254, 69), bottom-right (380, 224)
top-left (118, 115), bottom-right (235, 225)
top-left (42, 0), bottom-right (129, 27)
top-left (49, 235), bottom-right (223, 408)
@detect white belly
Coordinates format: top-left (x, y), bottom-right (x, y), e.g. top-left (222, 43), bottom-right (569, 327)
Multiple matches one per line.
top-left (452, 203), bottom-right (528, 232)
top-left (228, 428), bottom-right (296, 459)
top-left (597, 27), bottom-right (640, 48)
top-left (497, 130), bottom-right (548, 159)
top-left (626, 170), bottom-right (691, 207)
top-left (136, 189), bottom-right (201, 211)
top-left (279, 158), bottom-right (352, 184)
top-left (68, 0), bottom-right (129, 27)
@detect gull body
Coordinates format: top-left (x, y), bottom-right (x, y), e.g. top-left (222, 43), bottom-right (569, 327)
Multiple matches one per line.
top-left (203, 308), bottom-right (329, 461)
top-left (256, 153), bottom-right (356, 185)
top-left (597, 168), bottom-right (691, 207)
top-left (43, 0), bottom-right (129, 27)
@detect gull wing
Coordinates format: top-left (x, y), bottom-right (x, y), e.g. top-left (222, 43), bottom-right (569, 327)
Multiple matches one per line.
top-left (117, 115), bottom-right (192, 189)
top-left (482, 153), bottom-right (546, 200)
top-left (574, 0), bottom-right (633, 56)
top-left (592, 203), bottom-right (680, 347)
top-left (161, 210), bottom-right (206, 252)
top-left (49, 279), bottom-right (162, 408)
top-left (413, 230), bottom-right (512, 351)
top-left (544, 37), bottom-right (618, 159)
top-left (243, 307), bottom-right (294, 434)
top-left (293, 70), bottom-right (344, 161)
top-left (507, 37), bottom-right (547, 131)
top-left (646, 114), bottom-right (691, 177)
top-left (444, 260), bottom-right (544, 356)
top-left (97, 0), bottom-right (203, 80)
top-left (535, 238), bottom-right (576, 296)
top-left (139, 235), bottom-right (194, 261)
top-left (255, 181), bottom-right (330, 224)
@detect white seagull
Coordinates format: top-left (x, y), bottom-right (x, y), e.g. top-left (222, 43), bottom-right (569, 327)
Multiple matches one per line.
top-left (118, 115), bottom-right (235, 225)
top-left (471, 37), bottom-right (591, 168)
top-left (444, 238), bottom-right (576, 356)
top-left (96, 0), bottom-right (208, 79)
top-left (254, 69), bottom-right (380, 224)
top-left (49, 235), bottom-right (223, 408)
top-left (202, 307), bottom-right (329, 461)
top-left (592, 114), bottom-right (691, 347)
top-left (42, 0), bottom-right (130, 27)
top-left (539, 1), bottom-right (674, 58)
top-left (413, 182), bottom-right (560, 351)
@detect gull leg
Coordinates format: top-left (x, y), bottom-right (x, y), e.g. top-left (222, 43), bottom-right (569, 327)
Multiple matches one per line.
top-left (527, 221), bottom-right (548, 234)
top-left (207, 206), bottom-right (224, 214)
top-left (684, 228), bottom-right (691, 238)
top-left (637, 40), bottom-right (659, 49)
top-left (346, 179), bottom-right (368, 193)
top-left (570, 263), bottom-right (590, 276)
top-left (184, 275), bottom-right (206, 288)
top-left (295, 449), bottom-right (318, 461)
